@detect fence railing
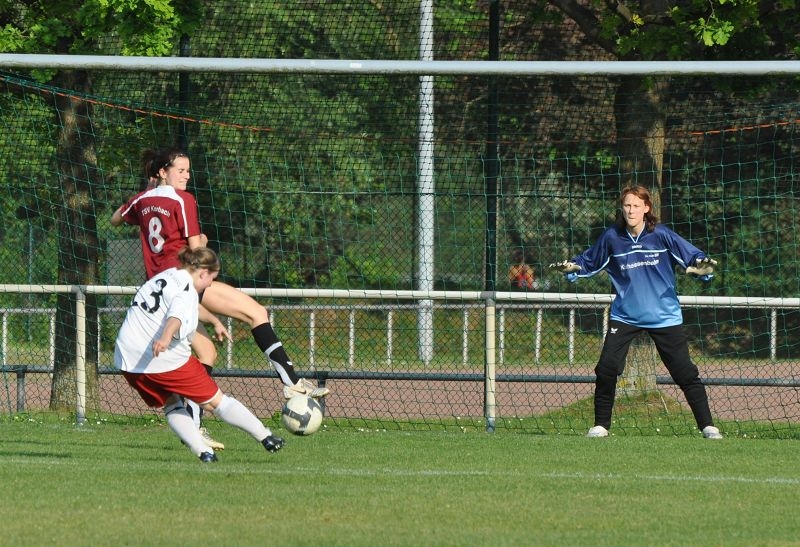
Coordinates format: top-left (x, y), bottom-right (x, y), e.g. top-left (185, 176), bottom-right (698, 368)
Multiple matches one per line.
top-left (2, 285), bottom-right (800, 427)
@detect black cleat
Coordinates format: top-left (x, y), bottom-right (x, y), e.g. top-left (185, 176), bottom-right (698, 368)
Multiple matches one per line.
top-left (261, 434), bottom-right (285, 453)
top-left (199, 451), bottom-right (218, 463)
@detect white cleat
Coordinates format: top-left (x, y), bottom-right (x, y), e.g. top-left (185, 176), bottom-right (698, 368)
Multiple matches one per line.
top-left (586, 425), bottom-right (609, 438)
top-left (702, 425), bottom-right (723, 440)
top-left (283, 378), bottom-right (330, 399)
top-left (200, 427), bottom-right (225, 450)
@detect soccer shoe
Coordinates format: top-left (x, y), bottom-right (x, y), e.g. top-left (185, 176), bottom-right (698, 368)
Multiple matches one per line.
top-left (199, 451), bottom-right (218, 463)
top-left (586, 425), bottom-right (609, 438)
top-left (200, 427), bottom-right (225, 450)
top-left (283, 378), bottom-right (330, 399)
top-left (702, 425), bottom-right (723, 439)
top-left (262, 434), bottom-right (285, 453)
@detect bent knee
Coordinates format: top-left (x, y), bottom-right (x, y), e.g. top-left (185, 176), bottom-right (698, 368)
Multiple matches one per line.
top-left (195, 346), bottom-right (217, 365)
top-left (594, 360), bottom-right (621, 379)
top-left (192, 336), bottom-right (218, 365)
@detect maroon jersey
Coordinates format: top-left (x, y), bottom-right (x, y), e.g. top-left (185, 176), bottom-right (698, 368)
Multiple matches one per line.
top-left (119, 185), bottom-right (201, 279)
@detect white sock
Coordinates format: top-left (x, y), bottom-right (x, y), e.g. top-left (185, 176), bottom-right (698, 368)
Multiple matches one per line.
top-left (186, 399), bottom-right (202, 428)
top-left (164, 401), bottom-right (210, 457)
top-left (213, 395), bottom-right (271, 441)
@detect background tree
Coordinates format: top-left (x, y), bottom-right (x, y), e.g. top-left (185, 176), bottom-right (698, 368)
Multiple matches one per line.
top-left (2, 1), bottom-right (799, 384)
top-left (490, 0), bottom-right (800, 385)
top-left (0, 0), bottom-right (201, 411)
top-left (545, 0), bottom-right (799, 205)
top-left (183, 3), bottom-right (422, 289)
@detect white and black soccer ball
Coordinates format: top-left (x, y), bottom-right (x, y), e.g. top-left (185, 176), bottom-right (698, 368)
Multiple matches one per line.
top-left (281, 395), bottom-right (323, 436)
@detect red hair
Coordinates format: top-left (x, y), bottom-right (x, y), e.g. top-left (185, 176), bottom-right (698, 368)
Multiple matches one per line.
top-left (616, 185), bottom-right (658, 232)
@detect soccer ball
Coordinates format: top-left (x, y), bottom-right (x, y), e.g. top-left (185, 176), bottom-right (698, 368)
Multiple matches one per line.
top-left (281, 395), bottom-right (323, 436)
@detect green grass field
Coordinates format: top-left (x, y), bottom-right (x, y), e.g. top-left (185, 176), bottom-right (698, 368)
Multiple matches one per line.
top-left (2, 415), bottom-right (799, 546)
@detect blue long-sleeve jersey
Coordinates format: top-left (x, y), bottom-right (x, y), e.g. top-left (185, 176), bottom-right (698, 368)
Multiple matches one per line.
top-left (569, 224), bottom-right (707, 328)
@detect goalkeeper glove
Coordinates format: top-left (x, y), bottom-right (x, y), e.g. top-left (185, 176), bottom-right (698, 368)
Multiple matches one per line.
top-left (685, 257), bottom-right (717, 277)
top-left (548, 261), bottom-right (580, 283)
top-left (548, 261), bottom-right (580, 274)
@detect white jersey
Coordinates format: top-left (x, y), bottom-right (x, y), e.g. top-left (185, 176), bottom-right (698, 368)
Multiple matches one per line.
top-left (114, 267), bottom-right (199, 374)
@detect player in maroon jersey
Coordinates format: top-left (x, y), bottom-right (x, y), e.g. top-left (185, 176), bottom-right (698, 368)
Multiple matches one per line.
top-left (112, 148), bottom-right (329, 405)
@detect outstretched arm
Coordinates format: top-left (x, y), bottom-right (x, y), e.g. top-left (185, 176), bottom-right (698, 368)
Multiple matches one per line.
top-left (549, 228), bottom-right (613, 282)
top-left (548, 261), bottom-right (580, 273)
top-left (198, 304), bottom-right (232, 342)
top-left (685, 257), bottom-right (718, 281)
top-left (548, 261), bottom-right (581, 283)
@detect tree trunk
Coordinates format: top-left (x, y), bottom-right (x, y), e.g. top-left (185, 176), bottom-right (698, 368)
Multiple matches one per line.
top-left (49, 68), bottom-right (101, 412)
top-left (614, 75), bottom-right (669, 204)
top-left (619, 332), bottom-right (658, 394)
top-left (614, 75), bottom-right (670, 392)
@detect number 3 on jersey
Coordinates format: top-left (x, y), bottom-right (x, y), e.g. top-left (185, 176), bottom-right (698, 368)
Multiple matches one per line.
top-left (148, 217), bottom-right (166, 254)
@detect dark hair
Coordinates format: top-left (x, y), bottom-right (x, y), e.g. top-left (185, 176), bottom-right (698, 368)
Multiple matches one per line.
top-left (177, 246), bottom-right (220, 273)
top-left (615, 185), bottom-right (658, 232)
top-left (141, 147), bottom-right (189, 180)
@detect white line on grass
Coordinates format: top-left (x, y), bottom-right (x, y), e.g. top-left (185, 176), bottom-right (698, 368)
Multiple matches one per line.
top-left (7, 457), bottom-right (799, 485)
top-left (312, 468), bottom-right (800, 485)
top-left (539, 471), bottom-right (800, 485)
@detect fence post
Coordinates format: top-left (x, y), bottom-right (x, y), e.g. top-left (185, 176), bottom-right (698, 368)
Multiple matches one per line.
top-left (16, 366), bottom-right (27, 411)
top-left (568, 308), bottom-right (575, 365)
top-left (770, 308), bottom-right (777, 361)
top-left (75, 287), bottom-right (87, 425)
top-left (462, 308), bottom-right (469, 366)
top-left (309, 310), bottom-right (317, 370)
top-left (484, 294), bottom-right (496, 432)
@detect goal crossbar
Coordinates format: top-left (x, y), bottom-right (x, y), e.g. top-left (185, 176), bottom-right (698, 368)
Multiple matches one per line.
top-left (3, 54), bottom-right (800, 75)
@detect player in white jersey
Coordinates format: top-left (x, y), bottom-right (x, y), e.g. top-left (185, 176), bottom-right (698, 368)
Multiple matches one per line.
top-left (114, 246), bottom-right (285, 462)
top-left (113, 147), bottom-right (329, 403)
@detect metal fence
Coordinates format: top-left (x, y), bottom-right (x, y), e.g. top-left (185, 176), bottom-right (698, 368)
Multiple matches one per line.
top-left (2, 285), bottom-right (800, 432)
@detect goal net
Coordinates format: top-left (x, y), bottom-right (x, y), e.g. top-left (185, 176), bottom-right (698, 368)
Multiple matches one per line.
top-left (1, 5), bottom-right (800, 438)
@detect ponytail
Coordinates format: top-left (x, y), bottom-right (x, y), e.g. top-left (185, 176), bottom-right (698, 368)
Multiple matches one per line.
top-left (177, 246), bottom-right (220, 273)
top-left (141, 147), bottom-right (189, 180)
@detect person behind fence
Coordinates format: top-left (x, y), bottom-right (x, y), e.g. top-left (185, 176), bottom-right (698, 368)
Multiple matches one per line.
top-left (114, 245), bottom-right (285, 462)
top-left (111, 147), bottom-right (329, 404)
top-left (549, 185), bottom-right (723, 440)
top-left (508, 262), bottom-right (534, 290)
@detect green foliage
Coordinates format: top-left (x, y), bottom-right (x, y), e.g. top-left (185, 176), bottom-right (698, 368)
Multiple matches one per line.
top-left (2, 2), bottom-right (800, 297)
top-left (691, 17), bottom-right (735, 47)
top-left (0, 0), bottom-right (201, 56)
top-left (0, 24), bottom-right (25, 52)
top-left (80, 0), bottom-right (198, 56)
top-left (0, 87), bottom-right (60, 304)
top-left (329, 254), bottom-right (407, 290)
top-left (580, 0), bottom-right (792, 59)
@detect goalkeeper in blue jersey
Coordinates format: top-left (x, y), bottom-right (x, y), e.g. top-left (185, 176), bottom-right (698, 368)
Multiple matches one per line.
top-left (550, 185), bottom-right (722, 439)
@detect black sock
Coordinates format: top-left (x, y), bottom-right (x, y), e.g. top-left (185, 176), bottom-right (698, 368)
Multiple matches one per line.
top-left (251, 323), bottom-right (299, 385)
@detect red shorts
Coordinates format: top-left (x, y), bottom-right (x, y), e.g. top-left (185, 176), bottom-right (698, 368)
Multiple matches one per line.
top-left (122, 356), bottom-right (220, 408)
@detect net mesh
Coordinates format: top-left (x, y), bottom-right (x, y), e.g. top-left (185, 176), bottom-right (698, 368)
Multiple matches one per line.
top-left (1, 2), bottom-right (800, 436)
